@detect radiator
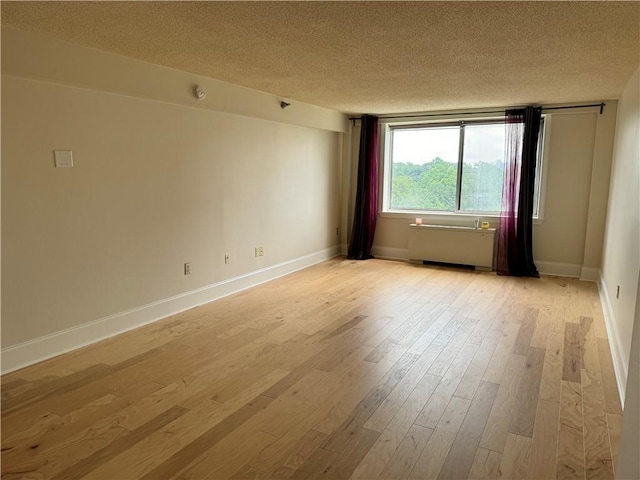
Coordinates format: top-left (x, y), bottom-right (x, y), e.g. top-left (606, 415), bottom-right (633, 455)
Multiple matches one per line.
top-left (408, 224), bottom-right (496, 269)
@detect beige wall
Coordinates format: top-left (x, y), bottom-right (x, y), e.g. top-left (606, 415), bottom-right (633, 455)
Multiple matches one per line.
top-left (1, 30), bottom-right (345, 350)
top-left (347, 108), bottom-right (617, 274)
top-left (609, 69), bottom-right (640, 479)
top-left (618, 271), bottom-right (639, 479)
top-left (581, 105), bottom-right (618, 276)
top-left (601, 67), bottom-right (640, 393)
top-left (1, 27), bottom-right (347, 133)
top-left (532, 112), bottom-right (597, 267)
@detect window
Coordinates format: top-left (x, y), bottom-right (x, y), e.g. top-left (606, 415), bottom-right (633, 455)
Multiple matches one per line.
top-left (382, 117), bottom-right (545, 216)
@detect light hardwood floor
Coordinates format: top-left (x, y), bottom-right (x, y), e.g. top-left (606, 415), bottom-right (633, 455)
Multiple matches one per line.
top-left (1, 257), bottom-right (622, 479)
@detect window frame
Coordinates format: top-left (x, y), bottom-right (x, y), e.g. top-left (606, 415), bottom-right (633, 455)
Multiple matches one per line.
top-left (380, 115), bottom-right (548, 222)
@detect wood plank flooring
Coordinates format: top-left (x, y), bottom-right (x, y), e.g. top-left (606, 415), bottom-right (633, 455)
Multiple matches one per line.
top-left (1, 257), bottom-right (622, 479)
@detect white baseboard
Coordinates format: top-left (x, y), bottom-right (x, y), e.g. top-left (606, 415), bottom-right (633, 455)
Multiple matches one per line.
top-left (340, 244), bottom-right (407, 261)
top-left (597, 271), bottom-right (628, 406)
top-left (1, 246), bottom-right (341, 375)
top-left (536, 261), bottom-right (582, 278)
top-left (371, 246), bottom-right (408, 261)
top-left (366, 252), bottom-right (585, 278)
top-left (579, 266), bottom-right (600, 282)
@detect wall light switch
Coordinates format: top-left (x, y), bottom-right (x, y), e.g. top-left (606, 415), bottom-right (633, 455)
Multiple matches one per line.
top-left (54, 150), bottom-right (74, 168)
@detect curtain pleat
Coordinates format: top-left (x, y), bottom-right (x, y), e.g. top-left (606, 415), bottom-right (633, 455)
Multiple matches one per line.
top-left (497, 106), bottom-right (542, 277)
top-left (347, 115), bottom-right (379, 260)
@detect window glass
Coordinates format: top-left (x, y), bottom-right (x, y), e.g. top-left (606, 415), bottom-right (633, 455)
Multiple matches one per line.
top-left (460, 123), bottom-right (505, 212)
top-left (384, 117), bottom-right (544, 216)
top-left (390, 126), bottom-right (459, 211)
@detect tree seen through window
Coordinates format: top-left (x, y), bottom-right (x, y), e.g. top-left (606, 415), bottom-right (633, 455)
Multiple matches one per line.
top-left (389, 122), bottom-right (506, 212)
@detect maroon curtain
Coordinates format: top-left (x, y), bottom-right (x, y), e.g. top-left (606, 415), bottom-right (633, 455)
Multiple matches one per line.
top-left (497, 106), bottom-right (542, 277)
top-left (347, 115), bottom-right (379, 260)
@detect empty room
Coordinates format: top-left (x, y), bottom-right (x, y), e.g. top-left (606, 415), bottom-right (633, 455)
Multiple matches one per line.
top-left (1, 2), bottom-right (639, 479)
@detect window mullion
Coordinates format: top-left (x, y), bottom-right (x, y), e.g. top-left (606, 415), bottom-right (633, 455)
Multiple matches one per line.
top-left (455, 123), bottom-right (465, 211)
top-left (387, 127), bottom-right (395, 212)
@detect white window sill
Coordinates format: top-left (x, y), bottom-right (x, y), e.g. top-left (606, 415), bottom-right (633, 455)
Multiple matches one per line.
top-left (378, 210), bottom-right (544, 226)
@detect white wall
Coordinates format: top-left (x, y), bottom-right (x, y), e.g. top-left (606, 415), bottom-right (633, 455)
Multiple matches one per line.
top-left (617, 270), bottom-right (639, 479)
top-left (534, 112), bottom-right (595, 269)
top-left (1, 28), bottom-right (347, 371)
top-left (581, 105), bottom-right (619, 280)
top-left (600, 67), bottom-right (640, 401)
top-left (610, 69), bottom-right (640, 477)
top-left (346, 107), bottom-right (618, 275)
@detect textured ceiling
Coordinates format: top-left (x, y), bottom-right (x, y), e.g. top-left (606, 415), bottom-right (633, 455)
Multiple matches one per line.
top-left (2, 1), bottom-right (639, 114)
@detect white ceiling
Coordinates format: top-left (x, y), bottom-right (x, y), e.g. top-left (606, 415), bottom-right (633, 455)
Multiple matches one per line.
top-left (2, 1), bottom-right (639, 114)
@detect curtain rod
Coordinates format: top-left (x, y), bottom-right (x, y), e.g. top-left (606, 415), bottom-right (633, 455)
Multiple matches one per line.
top-left (348, 102), bottom-right (605, 121)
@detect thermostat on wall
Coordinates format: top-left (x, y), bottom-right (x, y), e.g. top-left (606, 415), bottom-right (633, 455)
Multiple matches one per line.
top-left (54, 150), bottom-right (74, 168)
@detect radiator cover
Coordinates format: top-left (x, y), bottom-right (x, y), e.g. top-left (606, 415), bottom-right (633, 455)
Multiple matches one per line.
top-left (408, 224), bottom-right (496, 269)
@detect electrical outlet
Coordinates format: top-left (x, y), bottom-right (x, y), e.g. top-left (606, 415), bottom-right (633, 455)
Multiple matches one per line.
top-left (255, 247), bottom-right (264, 257)
top-left (336, 227), bottom-right (340, 236)
top-left (224, 254), bottom-right (230, 264)
top-left (184, 262), bottom-right (191, 275)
